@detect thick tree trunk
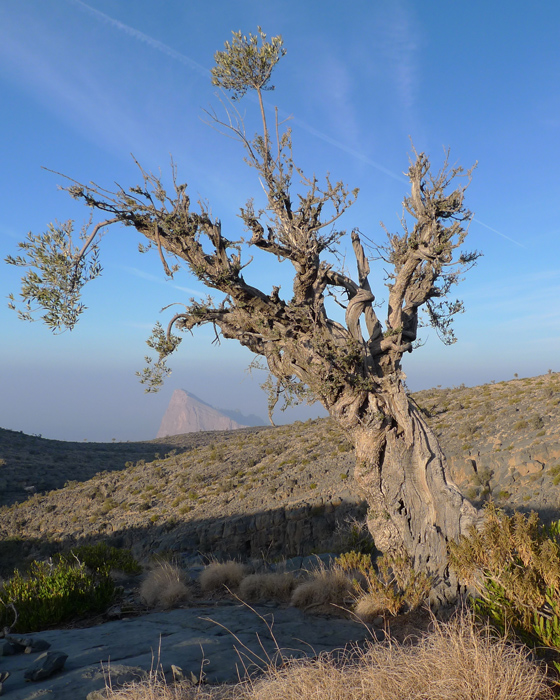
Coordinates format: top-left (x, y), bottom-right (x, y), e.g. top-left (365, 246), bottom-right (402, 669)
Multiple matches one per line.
top-left (337, 381), bottom-right (479, 605)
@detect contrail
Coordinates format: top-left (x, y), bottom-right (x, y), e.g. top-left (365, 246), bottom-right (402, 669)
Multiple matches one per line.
top-left (288, 115), bottom-right (408, 183)
top-left (68, 0), bottom-right (522, 246)
top-left (68, 0), bottom-right (407, 184)
top-left (68, 0), bottom-right (208, 77)
top-left (472, 218), bottom-right (526, 248)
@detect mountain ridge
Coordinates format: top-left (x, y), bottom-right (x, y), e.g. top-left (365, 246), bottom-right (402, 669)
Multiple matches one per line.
top-left (156, 389), bottom-right (265, 438)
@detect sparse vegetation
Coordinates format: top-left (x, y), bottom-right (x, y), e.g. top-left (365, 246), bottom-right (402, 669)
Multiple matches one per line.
top-left (449, 504), bottom-right (560, 667)
top-left (199, 561), bottom-right (247, 594)
top-left (238, 572), bottom-right (296, 603)
top-left (102, 615), bottom-right (554, 699)
top-left (139, 561), bottom-right (190, 609)
top-left (290, 565), bottom-right (353, 612)
top-left (69, 542), bottom-right (141, 575)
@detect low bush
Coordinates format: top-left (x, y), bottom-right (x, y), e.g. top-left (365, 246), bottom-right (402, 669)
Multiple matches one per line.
top-left (61, 542), bottom-right (142, 575)
top-left (336, 550), bottom-right (431, 621)
top-left (449, 503), bottom-right (560, 669)
top-left (290, 566), bottom-right (353, 612)
top-left (238, 572), bottom-right (296, 603)
top-left (0, 542), bottom-right (139, 632)
top-left (0, 558), bottom-right (114, 632)
top-left (140, 562), bottom-right (190, 609)
top-left (199, 561), bottom-right (247, 594)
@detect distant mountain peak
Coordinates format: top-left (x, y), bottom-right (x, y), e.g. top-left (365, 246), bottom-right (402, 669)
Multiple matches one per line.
top-left (157, 389), bottom-right (264, 438)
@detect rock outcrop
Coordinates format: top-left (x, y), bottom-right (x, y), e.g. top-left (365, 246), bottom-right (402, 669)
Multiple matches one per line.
top-left (157, 390), bottom-right (263, 437)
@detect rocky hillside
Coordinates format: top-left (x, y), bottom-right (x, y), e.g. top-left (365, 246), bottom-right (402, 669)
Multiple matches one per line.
top-left (0, 372), bottom-right (559, 575)
top-left (0, 420), bottom-right (360, 575)
top-left (414, 371), bottom-right (560, 516)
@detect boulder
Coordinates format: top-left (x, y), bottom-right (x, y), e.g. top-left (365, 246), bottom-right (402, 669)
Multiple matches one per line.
top-left (24, 650), bottom-right (68, 681)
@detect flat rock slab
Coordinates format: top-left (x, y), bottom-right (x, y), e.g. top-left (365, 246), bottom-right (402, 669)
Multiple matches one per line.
top-left (0, 603), bottom-right (379, 699)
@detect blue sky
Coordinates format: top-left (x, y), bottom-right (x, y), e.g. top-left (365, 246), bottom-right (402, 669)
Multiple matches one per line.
top-left (1, 0), bottom-right (559, 442)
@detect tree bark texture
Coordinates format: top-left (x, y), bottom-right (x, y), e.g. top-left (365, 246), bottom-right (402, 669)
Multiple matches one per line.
top-left (337, 382), bottom-right (479, 603)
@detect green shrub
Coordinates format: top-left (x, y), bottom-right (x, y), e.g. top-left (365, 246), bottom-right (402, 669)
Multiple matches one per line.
top-left (64, 542), bottom-right (141, 575)
top-left (336, 441), bottom-right (352, 453)
top-left (530, 415), bottom-right (545, 430)
top-left (472, 467), bottom-right (494, 487)
top-left (0, 558), bottom-right (115, 632)
top-left (449, 504), bottom-right (560, 669)
top-left (0, 543), bottom-right (140, 632)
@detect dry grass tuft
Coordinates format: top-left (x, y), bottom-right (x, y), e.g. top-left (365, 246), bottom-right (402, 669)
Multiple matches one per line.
top-left (353, 590), bottom-right (390, 622)
top-left (101, 674), bottom-right (229, 699)
top-left (237, 614), bottom-right (554, 700)
top-left (290, 567), bottom-right (352, 612)
top-left (105, 615), bottom-right (554, 699)
top-left (103, 676), bottom-right (193, 699)
top-left (238, 572), bottom-right (296, 602)
top-left (139, 562), bottom-right (190, 609)
top-left (351, 614), bottom-right (555, 700)
top-left (199, 560), bottom-right (247, 594)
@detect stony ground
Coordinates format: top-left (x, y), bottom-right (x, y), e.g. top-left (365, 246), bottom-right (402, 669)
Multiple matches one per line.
top-left (0, 550), bottom-right (389, 700)
top-left (1, 372), bottom-right (559, 575)
top-left (414, 371), bottom-right (560, 515)
top-left (1, 603), bottom-right (379, 700)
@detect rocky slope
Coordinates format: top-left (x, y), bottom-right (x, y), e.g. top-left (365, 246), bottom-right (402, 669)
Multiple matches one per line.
top-left (414, 371), bottom-right (560, 516)
top-left (0, 420), bottom-right (360, 574)
top-left (1, 372), bottom-right (559, 575)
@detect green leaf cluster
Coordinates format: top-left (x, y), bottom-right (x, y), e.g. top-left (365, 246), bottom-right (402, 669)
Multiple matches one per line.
top-left (6, 221), bottom-right (103, 332)
top-left (136, 321), bottom-right (182, 392)
top-left (211, 27), bottom-right (285, 100)
top-left (0, 558), bottom-right (114, 632)
top-left (0, 544), bottom-right (140, 631)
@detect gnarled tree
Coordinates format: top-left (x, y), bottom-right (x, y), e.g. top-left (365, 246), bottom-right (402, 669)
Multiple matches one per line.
top-left (7, 29), bottom-right (481, 602)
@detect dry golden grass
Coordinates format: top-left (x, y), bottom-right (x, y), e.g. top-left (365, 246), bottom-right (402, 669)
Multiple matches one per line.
top-left (199, 561), bottom-right (247, 594)
top-left (105, 615), bottom-right (554, 700)
top-left (101, 674), bottom-right (231, 700)
top-left (139, 562), bottom-right (190, 609)
top-left (352, 590), bottom-right (391, 622)
top-left (238, 572), bottom-right (296, 602)
top-left (349, 615), bottom-right (555, 700)
top-left (290, 567), bottom-right (353, 612)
